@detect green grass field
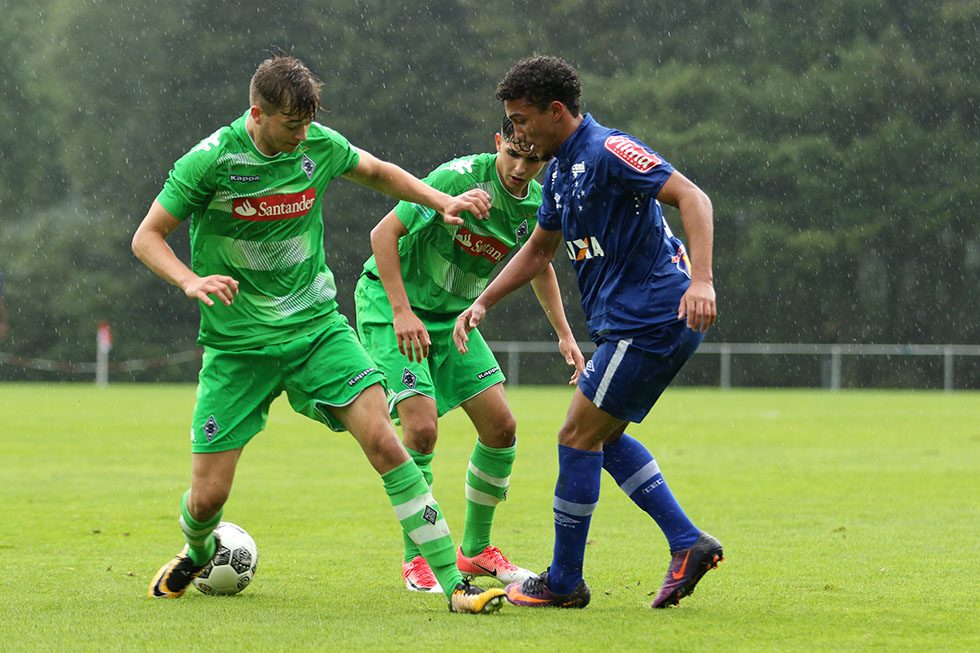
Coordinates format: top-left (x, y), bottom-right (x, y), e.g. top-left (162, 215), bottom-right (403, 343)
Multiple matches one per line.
top-left (1, 384), bottom-right (978, 651)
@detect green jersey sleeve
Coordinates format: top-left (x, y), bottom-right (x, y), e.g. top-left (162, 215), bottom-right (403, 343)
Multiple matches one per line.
top-left (156, 127), bottom-right (228, 221)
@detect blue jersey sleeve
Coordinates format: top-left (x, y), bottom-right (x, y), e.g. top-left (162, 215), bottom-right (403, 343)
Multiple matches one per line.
top-left (600, 133), bottom-right (675, 197)
top-left (536, 160), bottom-right (562, 231)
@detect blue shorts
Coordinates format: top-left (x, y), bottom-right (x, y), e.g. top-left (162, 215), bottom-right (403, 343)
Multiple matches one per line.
top-left (577, 321), bottom-right (704, 423)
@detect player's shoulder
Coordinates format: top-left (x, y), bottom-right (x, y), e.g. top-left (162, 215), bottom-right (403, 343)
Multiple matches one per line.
top-left (306, 121), bottom-right (355, 150)
top-left (426, 152), bottom-right (493, 189)
top-left (589, 122), bottom-right (666, 175)
top-left (179, 124), bottom-right (237, 164)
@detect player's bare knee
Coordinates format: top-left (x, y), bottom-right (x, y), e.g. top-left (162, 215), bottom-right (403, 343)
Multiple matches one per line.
top-left (479, 413), bottom-right (517, 448)
top-left (402, 419), bottom-right (439, 454)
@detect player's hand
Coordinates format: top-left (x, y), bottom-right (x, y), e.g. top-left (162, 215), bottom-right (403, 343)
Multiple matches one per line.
top-left (558, 336), bottom-right (585, 385)
top-left (185, 274), bottom-right (239, 307)
top-left (394, 307), bottom-right (430, 362)
top-left (442, 189), bottom-right (491, 225)
top-left (677, 279), bottom-right (716, 333)
top-left (453, 303), bottom-right (487, 354)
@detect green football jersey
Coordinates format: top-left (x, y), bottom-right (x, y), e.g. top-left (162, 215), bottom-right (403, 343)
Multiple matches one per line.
top-left (156, 110), bottom-right (360, 350)
top-left (362, 152), bottom-right (541, 315)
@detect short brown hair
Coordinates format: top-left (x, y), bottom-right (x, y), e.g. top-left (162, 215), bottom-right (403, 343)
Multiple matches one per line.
top-left (496, 56), bottom-right (581, 117)
top-left (249, 54), bottom-right (323, 122)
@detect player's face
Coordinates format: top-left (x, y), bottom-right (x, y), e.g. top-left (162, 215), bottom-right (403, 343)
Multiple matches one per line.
top-left (494, 133), bottom-right (547, 196)
top-left (250, 107), bottom-right (311, 156)
top-left (504, 99), bottom-right (560, 160)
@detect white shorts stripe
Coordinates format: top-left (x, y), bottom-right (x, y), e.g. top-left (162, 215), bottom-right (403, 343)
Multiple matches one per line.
top-left (618, 459), bottom-right (662, 496)
top-left (467, 461), bottom-right (510, 488)
top-left (406, 519), bottom-right (452, 545)
top-left (465, 485), bottom-right (503, 506)
top-left (593, 338), bottom-right (633, 409)
top-left (554, 496), bottom-right (598, 517)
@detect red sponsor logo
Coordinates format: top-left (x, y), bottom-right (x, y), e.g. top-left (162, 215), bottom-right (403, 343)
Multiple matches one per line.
top-left (604, 135), bottom-right (662, 173)
top-left (454, 227), bottom-right (511, 263)
top-left (232, 188), bottom-right (316, 221)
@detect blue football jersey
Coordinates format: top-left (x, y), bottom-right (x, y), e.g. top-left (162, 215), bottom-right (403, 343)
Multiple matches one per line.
top-left (537, 114), bottom-right (692, 341)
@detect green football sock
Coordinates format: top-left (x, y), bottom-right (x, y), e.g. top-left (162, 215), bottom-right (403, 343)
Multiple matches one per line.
top-left (180, 489), bottom-right (222, 566)
top-left (383, 459), bottom-right (461, 598)
top-left (401, 448), bottom-right (434, 563)
top-left (461, 439), bottom-right (516, 558)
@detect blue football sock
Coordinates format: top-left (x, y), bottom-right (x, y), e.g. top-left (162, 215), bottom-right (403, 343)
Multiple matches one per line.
top-left (602, 434), bottom-right (700, 551)
top-left (548, 445), bottom-right (603, 594)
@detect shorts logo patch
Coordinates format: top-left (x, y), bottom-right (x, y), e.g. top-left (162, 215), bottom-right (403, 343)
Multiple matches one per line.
top-left (203, 415), bottom-right (220, 442)
top-left (401, 368), bottom-right (417, 389)
top-left (347, 367), bottom-right (376, 387)
top-left (477, 365), bottom-right (500, 380)
top-left (422, 505), bottom-right (438, 525)
top-left (583, 359), bottom-right (595, 378)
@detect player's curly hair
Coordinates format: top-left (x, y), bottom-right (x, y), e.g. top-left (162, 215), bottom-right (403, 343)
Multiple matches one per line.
top-left (496, 56), bottom-right (581, 117)
top-left (249, 51), bottom-right (323, 122)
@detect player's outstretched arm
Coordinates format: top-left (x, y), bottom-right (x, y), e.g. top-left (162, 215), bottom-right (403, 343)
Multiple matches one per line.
top-left (344, 148), bottom-right (490, 225)
top-left (529, 262), bottom-right (584, 384)
top-left (657, 171), bottom-right (716, 333)
top-left (132, 200), bottom-right (239, 307)
top-left (454, 227), bottom-right (563, 354)
top-left (370, 211), bottom-right (430, 362)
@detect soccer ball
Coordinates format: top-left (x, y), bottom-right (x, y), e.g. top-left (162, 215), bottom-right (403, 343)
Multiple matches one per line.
top-left (193, 522), bottom-right (258, 596)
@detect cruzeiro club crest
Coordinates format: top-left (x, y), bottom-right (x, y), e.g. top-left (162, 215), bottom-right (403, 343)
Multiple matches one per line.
top-left (301, 153), bottom-right (316, 180)
top-left (401, 368), bottom-right (417, 389)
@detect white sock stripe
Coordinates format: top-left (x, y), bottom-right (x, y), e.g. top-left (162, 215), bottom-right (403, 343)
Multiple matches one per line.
top-left (554, 495), bottom-right (598, 517)
top-left (406, 519), bottom-right (452, 545)
top-left (618, 459), bottom-right (662, 496)
top-left (392, 492), bottom-right (437, 522)
top-left (467, 461), bottom-right (511, 488)
top-left (593, 338), bottom-right (632, 409)
top-left (179, 515), bottom-right (215, 538)
top-left (465, 485), bottom-right (503, 506)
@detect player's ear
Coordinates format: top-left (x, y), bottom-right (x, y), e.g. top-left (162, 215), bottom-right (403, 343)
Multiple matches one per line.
top-left (249, 105), bottom-right (264, 123)
top-left (494, 133), bottom-right (502, 151)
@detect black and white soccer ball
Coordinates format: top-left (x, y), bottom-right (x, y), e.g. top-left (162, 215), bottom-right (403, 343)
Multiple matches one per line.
top-left (193, 522), bottom-right (258, 596)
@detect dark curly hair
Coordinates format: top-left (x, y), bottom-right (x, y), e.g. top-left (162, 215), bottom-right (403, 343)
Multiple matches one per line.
top-left (249, 52), bottom-right (323, 122)
top-left (496, 56), bottom-right (581, 117)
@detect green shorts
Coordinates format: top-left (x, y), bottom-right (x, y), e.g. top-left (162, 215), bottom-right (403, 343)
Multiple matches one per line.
top-left (354, 274), bottom-right (505, 419)
top-left (190, 310), bottom-right (385, 453)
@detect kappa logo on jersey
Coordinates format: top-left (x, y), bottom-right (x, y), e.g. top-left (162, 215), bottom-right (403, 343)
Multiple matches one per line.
top-left (230, 174), bottom-right (260, 183)
top-left (454, 227), bottom-right (511, 263)
top-left (447, 157), bottom-right (476, 175)
top-left (203, 415), bottom-right (220, 442)
top-left (301, 153), bottom-right (316, 180)
top-left (232, 188), bottom-right (316, 221)
top-left (401, 368), bottom-right (417, 389)
top-left (604, 135), bottom-right (662, 173)
top-left (515, 219), bottom-right (529, 244)
top-left (565, 236), bottom-right (606, 261)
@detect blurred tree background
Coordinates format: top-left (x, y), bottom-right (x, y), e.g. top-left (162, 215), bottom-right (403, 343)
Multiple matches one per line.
top-left (1, 0), bottom-right (977, 386)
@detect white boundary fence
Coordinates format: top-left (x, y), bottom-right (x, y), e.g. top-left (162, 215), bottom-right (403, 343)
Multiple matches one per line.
top-left (487, 341), bottom-right (980, 391)
top-left (3, 343), bottom-right (980, 390)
